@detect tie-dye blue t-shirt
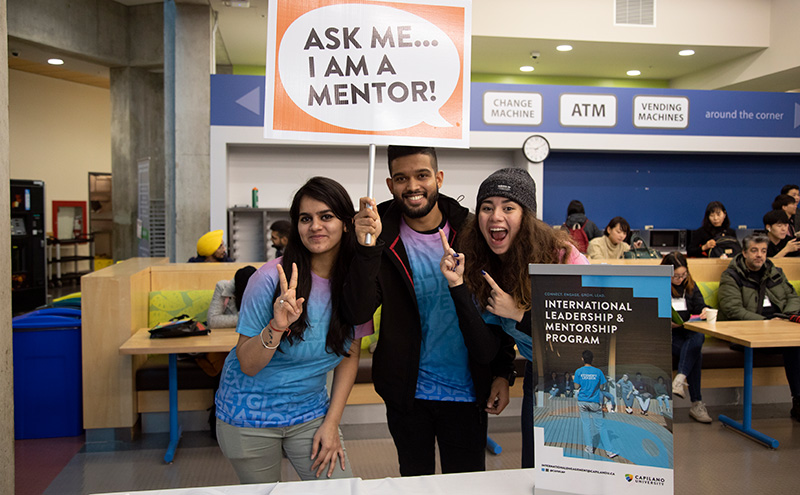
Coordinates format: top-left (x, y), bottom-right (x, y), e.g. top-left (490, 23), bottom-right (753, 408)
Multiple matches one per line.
top-left (400, 219), bottom-right (475, 403)
top-left (215, 258), bottom-right (368, 428)
top-left (482, 246), bottom-right (589, 362)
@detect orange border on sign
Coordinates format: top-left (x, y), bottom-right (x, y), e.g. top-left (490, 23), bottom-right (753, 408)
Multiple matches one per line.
top-left (270, 0), bottom-right (465, 139)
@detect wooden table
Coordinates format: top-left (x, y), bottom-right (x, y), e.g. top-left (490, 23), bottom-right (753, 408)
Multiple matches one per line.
top-left (119, 327), bottom-right (239, 462)
top-left (683, 319), bottom-right (800, 448)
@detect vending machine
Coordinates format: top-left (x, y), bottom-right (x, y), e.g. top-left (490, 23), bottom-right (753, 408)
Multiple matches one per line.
top-left (11, 179), bottom-right (47, 314)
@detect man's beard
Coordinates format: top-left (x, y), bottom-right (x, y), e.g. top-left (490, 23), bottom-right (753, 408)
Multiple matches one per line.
top-left (399, 188), bottom-right (439, 219)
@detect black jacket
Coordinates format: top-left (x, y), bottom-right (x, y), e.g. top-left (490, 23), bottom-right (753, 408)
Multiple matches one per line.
top-left (687, 226), bottom-right (736, 258)
top-left (342, 194), bottom-right (516, 413)
top-left (672, 281), bottom-right (708, 325)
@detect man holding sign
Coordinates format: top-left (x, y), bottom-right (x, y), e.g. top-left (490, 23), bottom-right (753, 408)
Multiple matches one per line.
top-left (344, 146), bottom-right (515, 475)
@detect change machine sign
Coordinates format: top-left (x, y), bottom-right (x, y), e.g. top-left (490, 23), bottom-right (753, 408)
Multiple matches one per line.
top-left (264, 0), bottom-right (471, 147)
top-left (530, 264), bottom-right (674, 495)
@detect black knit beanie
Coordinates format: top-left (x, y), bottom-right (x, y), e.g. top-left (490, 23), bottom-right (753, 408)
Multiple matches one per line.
top-left (476, 168), bottom-right (537, 214)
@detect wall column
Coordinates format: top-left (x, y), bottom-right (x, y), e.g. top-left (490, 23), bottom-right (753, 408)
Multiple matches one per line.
top-left (171, 3), bottom-right (212, 262)
top-left (1, 1), bottom-right (16, 493)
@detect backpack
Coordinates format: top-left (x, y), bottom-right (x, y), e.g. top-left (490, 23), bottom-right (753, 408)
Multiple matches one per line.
top-left (564, 221), bottom-right (589, 253)
top-left (708, 235), bottom-right (742, 258)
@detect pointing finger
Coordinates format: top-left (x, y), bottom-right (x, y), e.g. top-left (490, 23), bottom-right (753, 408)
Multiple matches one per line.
top-left (439, 229), bottom-right (452, 254)
top-left (482, 270), bottom-right (503, 292)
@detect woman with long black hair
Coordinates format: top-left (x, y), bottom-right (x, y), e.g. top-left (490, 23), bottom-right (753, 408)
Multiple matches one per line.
top-left (687, 201), bottom-right (737, 258)
top-left (661, 251), bottom-right (712, 423)
top-left (214, 177), bottom-right (371, 483)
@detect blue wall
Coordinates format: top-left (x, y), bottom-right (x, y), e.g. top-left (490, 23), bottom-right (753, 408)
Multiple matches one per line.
top-left (543, 152), bottom-right (799, 231)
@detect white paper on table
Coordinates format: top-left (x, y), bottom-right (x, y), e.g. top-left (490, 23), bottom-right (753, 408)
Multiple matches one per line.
top-left (270, 477), bottom-right (363, 495)
top-left (360, 469), bottom-right (535, 495)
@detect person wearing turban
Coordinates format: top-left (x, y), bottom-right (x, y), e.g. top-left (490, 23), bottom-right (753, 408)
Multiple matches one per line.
top-left (189, 229), bottom-right (233, 262)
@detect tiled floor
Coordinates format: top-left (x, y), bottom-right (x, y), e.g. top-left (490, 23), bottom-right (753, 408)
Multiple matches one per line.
top-left (14, 404), bottom-right (800, 495)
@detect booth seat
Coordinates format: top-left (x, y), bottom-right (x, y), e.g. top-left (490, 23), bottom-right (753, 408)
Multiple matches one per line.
top-left (590, 258), bottom-right (800, 389)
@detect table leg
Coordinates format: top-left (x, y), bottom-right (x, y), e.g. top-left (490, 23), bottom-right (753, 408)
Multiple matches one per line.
top-left (164, 353), bottom-right (183, 463)
top-left (718, 347), bottom-right (779, 449)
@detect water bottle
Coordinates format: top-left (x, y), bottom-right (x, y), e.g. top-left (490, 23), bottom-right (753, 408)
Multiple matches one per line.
top-left (252, 187), bottom-right (259, 208)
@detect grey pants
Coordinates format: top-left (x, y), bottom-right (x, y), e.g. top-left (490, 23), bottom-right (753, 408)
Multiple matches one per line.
top-left (216, 416), bottom-right (354, 483)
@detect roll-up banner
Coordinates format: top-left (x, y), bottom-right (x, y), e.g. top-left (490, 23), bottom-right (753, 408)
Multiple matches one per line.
top-left (530, 264), bottom-right (673, 495)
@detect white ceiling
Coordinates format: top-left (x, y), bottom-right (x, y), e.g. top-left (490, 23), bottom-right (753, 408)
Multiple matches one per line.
top-left (9, 0), bottom-right (792, 91)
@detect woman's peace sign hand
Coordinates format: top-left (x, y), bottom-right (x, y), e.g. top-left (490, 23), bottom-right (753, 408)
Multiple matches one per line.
top-left (273, 262), bottom-right (305, 329)
top-left (483, 271), bottom-right (525, 322)
top-left (439, 229), bottom-right (464, 287)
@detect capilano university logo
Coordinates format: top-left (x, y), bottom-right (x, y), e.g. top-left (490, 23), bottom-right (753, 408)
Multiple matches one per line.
top-left (624, 474), bottom-right (666, 486)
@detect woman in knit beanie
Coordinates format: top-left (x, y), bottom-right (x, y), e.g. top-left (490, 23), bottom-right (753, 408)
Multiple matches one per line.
top-left (438, 167), bottom-right (587, 469)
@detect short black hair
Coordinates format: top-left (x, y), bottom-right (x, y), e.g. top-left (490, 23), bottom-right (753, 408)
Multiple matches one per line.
top-left (387, 146), bottom-right (438, 174)
top-left (270, 220), bottom-right (291, 237)
top-left (763, 209), bottom-right (789, 227)
top-left (567, 200), bottom-right (585, 216)
top-left (772, 194), bottom-right (797, 211)
top-left (582, 349), bottom-right (594, 364)
top-left (780, 184), bottom-right (799, 195)
top-left (604, 216), bottom-right (630, 236)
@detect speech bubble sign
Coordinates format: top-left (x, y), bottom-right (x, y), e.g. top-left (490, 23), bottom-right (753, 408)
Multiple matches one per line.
top-left (277, 3), bottom-right (460, 131)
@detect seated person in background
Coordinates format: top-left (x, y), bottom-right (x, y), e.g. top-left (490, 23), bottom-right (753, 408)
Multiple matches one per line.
top-left (781, 184), bottom-right (800, 233)
top-left (662, 252), bottom-right (712, 423)
top-left (270, 220), bottom-right (291, 258)
top-left (718, 234), bottom-right (800, 421)
top-left (547, 371), bottom-right (563, 398)
top-left (763, 210), bottom-right (800, 258)
top-left (653, 377), bottom-right (670, 414)
top-left (189, 229), bottom-right (233, 262)
top-left (633, 372), bottom-right (652, 415)
top-left (563, 372), bottom-right (575, 398)
top-left (587, 216), bottom-right (637, 260)
top-left (564, 200), bottom-right (603, 253)
top-left (687, 201), bottom-right (738, 258)
top-left (617, 374), bottom-right (635, 414)
top-left (772, 194), bottom-right (798, 237)
top-left (208, 266), bottom-right (257, 329)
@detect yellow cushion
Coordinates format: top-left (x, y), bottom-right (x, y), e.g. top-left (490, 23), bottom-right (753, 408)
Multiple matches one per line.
top-left (148, 290), bottom-right (214, 327)
top-left (695, 280), bottom-right (799, 311)
top-left (696, 281), bottom-right (719, 309)
top-left (360, 305), bottom-right (381, 350)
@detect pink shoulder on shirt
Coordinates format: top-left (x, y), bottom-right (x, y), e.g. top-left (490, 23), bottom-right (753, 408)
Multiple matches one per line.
top-left (559, 245), bottom-right (590, 265)
top-left (354, 320), bottom-right (374, 339)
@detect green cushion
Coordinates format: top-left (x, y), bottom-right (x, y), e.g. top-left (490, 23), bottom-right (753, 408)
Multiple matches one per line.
top-left (148, 290), bottom-right (214, 327)
top-left (696, 281), bottom-right (719, 309)
top-left (694, 280), bottom-right (799, 311)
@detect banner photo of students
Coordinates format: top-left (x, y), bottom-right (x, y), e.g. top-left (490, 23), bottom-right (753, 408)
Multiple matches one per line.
top-left (530, 264), bottom-right (673, 495)
top-left (264, 0), bottom-right (471, 147)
